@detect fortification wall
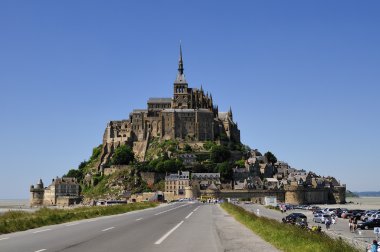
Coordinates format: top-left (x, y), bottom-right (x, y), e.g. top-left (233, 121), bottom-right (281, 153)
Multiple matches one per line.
top-left (204, 188), bottom-right (339, 205)
top-left (140, 172), bottom-right (164, 187)
top-left (103, 165), bottom-right (133, 176)
top-left (330, 186), bottom-right (346, 204)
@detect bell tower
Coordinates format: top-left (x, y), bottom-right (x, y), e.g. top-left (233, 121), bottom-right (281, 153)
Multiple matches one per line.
top-left (173, 43), bottom-right (189, 109)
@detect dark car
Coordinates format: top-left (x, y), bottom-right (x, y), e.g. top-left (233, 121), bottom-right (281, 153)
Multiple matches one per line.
top-left (282, 213), bottom-right (307, 224)
top-left (357, 218), bottom-right (380, 230)
top-left (335, 208), bottom-right (348, 218)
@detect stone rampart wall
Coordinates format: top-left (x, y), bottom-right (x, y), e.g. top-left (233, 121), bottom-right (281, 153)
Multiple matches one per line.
top-left (201, 188), bottom-right (343, 205)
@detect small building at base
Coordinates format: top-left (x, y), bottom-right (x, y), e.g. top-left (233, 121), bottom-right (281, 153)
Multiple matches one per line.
top-left (30, 177), bottom-right (81, 207)
top-left (264, 196), bottom-right (277, 206)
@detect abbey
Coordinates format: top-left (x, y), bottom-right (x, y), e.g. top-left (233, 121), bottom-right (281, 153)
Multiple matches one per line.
top-left (98, 46), bottom-right (240, 168)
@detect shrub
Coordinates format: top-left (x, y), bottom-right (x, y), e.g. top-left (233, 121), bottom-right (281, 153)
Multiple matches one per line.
top-left (90, 144), bottom-right (103, 162)
top-left (111, 145), bottom-right (135, 165)
top-left (0, 203), bottom-right (157, 235)
top-left (210, 145), bottom-right (231, 163)
top-left (203, 141), bottom-right (216, 150)
top-left (183, 144), bottom-right (192, 152)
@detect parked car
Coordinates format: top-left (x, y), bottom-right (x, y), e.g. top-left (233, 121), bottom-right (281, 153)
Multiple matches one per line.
top-left (342, 209), bottom-right (365, 219)
top-left (309, 206), bottom-right (320, 212)
top-left (357, 218), bottom-right (380, 230)
top-left (324, 208), bottom-right (337, 215)
top-left (313, 214), bottom-right (331, 223)
top-left (335, 208), bottom-right (348, 218)
top-left (282, 213), bottom-right (307, 224)
top-left (313, 210), bottom-right (324, 215)
top-left (368, 213), bottom-right (380, 222)
top-left (361, 211), bottom-right (374, 221)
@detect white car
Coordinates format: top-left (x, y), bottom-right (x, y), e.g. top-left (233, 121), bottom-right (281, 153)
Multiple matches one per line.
top-left (313, 213), bottom-right (331, 223)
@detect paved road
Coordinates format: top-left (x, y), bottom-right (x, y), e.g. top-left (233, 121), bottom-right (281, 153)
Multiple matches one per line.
top-left (0, 202), bottom-right (279, 252)
top-left (240, 203), bottom-right (377, 249)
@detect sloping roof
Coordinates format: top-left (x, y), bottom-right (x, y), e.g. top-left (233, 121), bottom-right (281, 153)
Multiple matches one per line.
top-left (147, 98), bottom-right (172, 104)
top-left (192, 173), bottom-right (220, 180)
top-left (175, 73), bottom-right (187, 83)
top-left (207, 183), bottom-right (218, 190)
top-left (265, 178), bottom-right (279, 183)
top-left (162, 108), bottom-right (212, 113)
top-left (218, 112), bottom-right (228, 120)
top-left (132, 109), bottom-right (148, 113)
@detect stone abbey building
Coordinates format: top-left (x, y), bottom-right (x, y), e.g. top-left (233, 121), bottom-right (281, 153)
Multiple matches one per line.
top-left (98, 46), bottom-right (240, 168)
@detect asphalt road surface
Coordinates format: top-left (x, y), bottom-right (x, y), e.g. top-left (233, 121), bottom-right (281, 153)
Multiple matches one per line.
top-left (0, 202), bottom-right (279, 252)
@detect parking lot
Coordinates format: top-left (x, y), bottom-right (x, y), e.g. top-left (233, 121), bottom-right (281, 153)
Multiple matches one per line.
top-left (238, 203), bottom-right (380, 250)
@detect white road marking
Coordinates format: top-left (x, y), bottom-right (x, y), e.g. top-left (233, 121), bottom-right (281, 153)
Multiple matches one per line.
top-left (185, 212), bottom-right (194, 219)
top-left (102, 227), bottom-right (115, 232)
top-left (154, 204), bottom-right (187, 216)
top-left (66, 223), bottom-right (79, 226)
top-left (33, 229), bottom-right (51, 234)
top-left (136, 218), bottom-right (143, 221)
top-left (86, 219), bottom-right (98, 222)
top-left (34, 249), bottom-right (46, 252)
top-left (154, 221), bottom-right (184, 245)
top-left (0, 237), bottom-right (10, 241)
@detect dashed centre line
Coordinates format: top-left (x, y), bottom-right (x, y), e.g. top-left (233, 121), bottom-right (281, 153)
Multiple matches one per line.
top-left (34, 249), bottom-right (46, 252)
top-left (154, 204), bottom-right (187, 216)
top-left (0, 237), bottom-right (10, 241)
top-left (102, 227), bottom-right (115, 232)
top-left (33, 229), bottom-right (51, 234)
top-left (154, 221), bottom-right (184, 245)
top-left (66, 223), bottom-right (79, 227)
top-left (136, 218), bottom-right (143, 221)
top-left (185, 212), bottom-right (193, 219)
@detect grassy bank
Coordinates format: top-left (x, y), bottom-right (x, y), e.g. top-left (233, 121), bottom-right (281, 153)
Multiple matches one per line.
top-left (0, 202), bottom-right (157, 234)
top-left (221, 203), bottom-right (359, 252)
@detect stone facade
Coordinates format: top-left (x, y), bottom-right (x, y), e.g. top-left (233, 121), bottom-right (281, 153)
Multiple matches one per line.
top-left (97, 46), bottom-right (240, 169)
top-left (165, 171), bottom-right (190, 196)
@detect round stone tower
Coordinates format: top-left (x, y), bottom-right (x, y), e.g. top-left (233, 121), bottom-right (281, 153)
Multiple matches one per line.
top-left (30, 179), bottom-right (44, 207)
top-left (184, 186), bottom-right (194, 199)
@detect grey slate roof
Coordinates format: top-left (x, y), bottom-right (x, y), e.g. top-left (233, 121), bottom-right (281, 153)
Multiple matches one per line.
top-left (162, 108), bottom-right (212, 113)
top-left (147, 98), bottom-right (172, 104)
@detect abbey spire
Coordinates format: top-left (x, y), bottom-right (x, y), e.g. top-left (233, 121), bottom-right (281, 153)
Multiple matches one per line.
top-left (178, 43), bottom-right (184, 75)
top-left (175, 42), bottom-right (187, 83)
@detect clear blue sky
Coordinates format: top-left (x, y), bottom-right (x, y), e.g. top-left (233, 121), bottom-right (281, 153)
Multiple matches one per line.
top-left (0, 1), bottom-right (379, 199)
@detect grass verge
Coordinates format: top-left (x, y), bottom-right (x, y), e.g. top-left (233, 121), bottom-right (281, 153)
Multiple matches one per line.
top-left (221, 203), bottom-right (359, 252)
top-left (0, 202), bottom-right (157, 234)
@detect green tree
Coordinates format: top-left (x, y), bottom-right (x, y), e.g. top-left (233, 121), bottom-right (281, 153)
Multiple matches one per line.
top-left (216, 162), bottom-right (233, 181)
top-left (235, 159), bottom-right (245, 168)
top-left (191, 163), bottom-right (207, 173)
top-left (203, 141), bottom-right (216, 151)
top-left (78, 160), bottom-right (88, 171)
top-left (111, 145), bottom-right (135, 165)
top-left (155, 159), bottom-right (184, 173)
top-left (64, 169), bottom-right (83, 181)
top-left (183, 144), bottom-right (192, 152)
top-left (210, 145), bottom-right (231, 163)
top-left (264, 151), bottom-right (277, 165)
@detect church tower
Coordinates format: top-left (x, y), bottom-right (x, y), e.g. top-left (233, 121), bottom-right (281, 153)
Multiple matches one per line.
top-left (172, 43), bottom-right (189, 109)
